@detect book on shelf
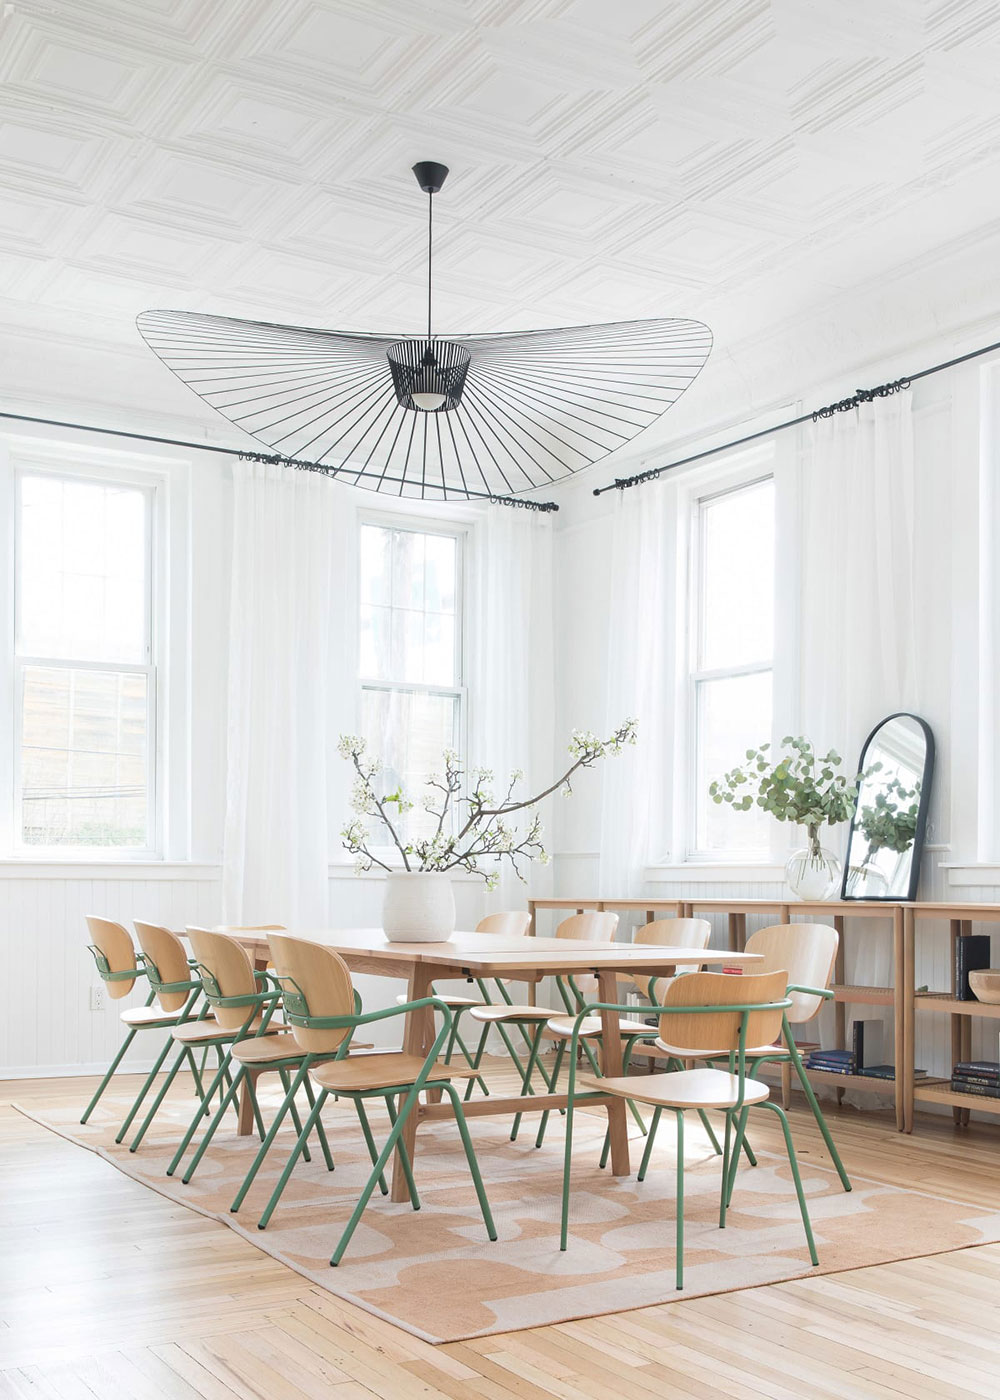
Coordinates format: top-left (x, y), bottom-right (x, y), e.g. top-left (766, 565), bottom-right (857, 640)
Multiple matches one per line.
top-left (953, 1060), bottom-right (1000, 1077)
top-left (862, 1065), bottom-right (928, 1080)
top-left (851, 1018), bottom-right (884, 1070)
top-left (807, 1049), bottom-right (857, 1074)
top-left (952, 1073), bottom-right (1000, 1088)
top-left (955, 934), bottom-right (992, 1000)
top-left (950, 1079), bottom-right (1000, 1099)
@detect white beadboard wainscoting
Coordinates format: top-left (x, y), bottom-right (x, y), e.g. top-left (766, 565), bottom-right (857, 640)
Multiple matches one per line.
top-left (0, 865), bottom-right (499, 1078)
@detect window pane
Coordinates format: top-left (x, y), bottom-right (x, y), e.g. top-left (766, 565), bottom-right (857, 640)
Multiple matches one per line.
top-left (699, 479), bottom-right (774, 670)
top-left (20, 665), bottom-right (149, 847)
top-left (359, 523), bottom-right (458, 684)
top-left (19, 474), bottom-right (147, 663)
top-left (360, 687), bottom-right (459, 845)
top-left (696, 670), bottom-right (772, 853)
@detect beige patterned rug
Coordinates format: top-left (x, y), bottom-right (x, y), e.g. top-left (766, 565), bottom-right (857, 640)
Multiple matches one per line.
top-left (18, 1084), bottom-right (1000, 1344)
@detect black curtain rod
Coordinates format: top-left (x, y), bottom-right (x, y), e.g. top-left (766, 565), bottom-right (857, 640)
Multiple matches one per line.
top-left (0, 407), bottom-right (560, 513)
top-left (592, 331), bottom-right (1000, 497)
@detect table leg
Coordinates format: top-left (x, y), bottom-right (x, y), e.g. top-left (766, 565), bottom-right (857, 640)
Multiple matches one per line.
top-left (597, 970), bottom-right (630, 1177)
top-left (898, 909), bottom-right (911, 1133)
top-left (394, 964), bottom-right (435, 1203)
top-left (833, 916), bottom-right (846, 1106)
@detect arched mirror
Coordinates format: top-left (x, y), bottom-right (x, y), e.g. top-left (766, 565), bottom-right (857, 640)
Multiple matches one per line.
top-left (841, 713), bottom-right (934, 901)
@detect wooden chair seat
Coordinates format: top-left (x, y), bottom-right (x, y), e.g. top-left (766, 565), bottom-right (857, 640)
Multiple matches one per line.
top-left (546, 1014), bottom-right (653, 1040)
top-left (231, 1035), bottom-right (376, 1066)
top-left (469, 1003), bottom-right (558, 1024)
top-left (395, 991), bottom-right (482, 1010)
top-left (310, 1053), bottom-right (474, 1094)
top-left (581, 1067), bottom-right (770, 1111)
top-left (120, 1005), bottom-right (206, 1029)
top-left (172, 1019), bottom-right (277, 1046)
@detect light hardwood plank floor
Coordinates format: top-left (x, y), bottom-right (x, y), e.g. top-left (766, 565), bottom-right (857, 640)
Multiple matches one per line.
top-left (3, 1066), bottom-right (1000, 1398)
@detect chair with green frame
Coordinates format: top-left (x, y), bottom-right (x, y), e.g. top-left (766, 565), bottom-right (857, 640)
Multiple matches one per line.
top-left (559, 969), bottom-right (820, 1289)
top-left (81, 916), bottom-right (205, 1128)
top-left (534, 917), bottom-right (716, 1152)
top-left (633, 922), bottom-right (851, 1195)
top-left (128, 925), bottom-right (283, 1157)
top-left (394, 910), bottom-right (533, 1095)
top-left (261, 932), bottom-right (497, 1264)
top-left (162, 927), bottom-right (348, 1188)
top-left (466, 910), bottom-right (622, 1140)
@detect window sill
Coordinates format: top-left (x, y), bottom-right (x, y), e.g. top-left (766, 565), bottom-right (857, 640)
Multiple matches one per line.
top-left (939, 864), bottom-right (1000, 888)
top-left (645, 863), bottom-right (787, 884)
top-left (328, 862), bottom-right (487, 884)
top-left (0, 859), bottom-right (221, 880)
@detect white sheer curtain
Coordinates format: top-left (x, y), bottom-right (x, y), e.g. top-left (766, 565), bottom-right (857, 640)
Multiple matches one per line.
top-left (798, 392), bottom-right (918, 1048)
top-left (598, 479), bottom-right (674, 903)
top-left (222, 461), bottom-right (345, 927)
top-left (468, 506), bottom-right (555, 911)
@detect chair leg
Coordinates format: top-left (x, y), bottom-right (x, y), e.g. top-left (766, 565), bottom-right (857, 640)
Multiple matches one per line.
top-left (231, 1062), bottom-right (309, 1213)
top-left (757, 1102), bottom-right (819, 1266)
top-left (128, 1042), bottom-right (191, 1153)
top-left (278, 1067), bottom-right (311, 1164)
top-left (443, 1083), bottom-right (497, 1241)
top-left (80, 1028), bottom-right (138, 1123)
top-left (183, 1066), bottom-right (249, 1184)
top-left (637, 1105), bottom-right (662, 1182)
top-left (184, 1047), bottom-right (209, 1109)
top-left (723, 1105), bottom-right (750, 1209)
top-left (353, 1100), bottom-right (389, 1196)
top-left (510, 1022), bottom-right (546, 1142)
top-left (675, 1110), bottom-right (685, 1289)
top-left (165, 1047), bottom-right (233, 1174)
top-left (258, 1088), bottom-right (329, 1230)
top-left (330, 1082), bottom-right (425, 1266)
top-left (114, 1034), bottom-right (175, 1143)
top-left (303, 1074), bottom-right (335, 1172)
top-left (790, 1051), bottom-right (852, 1192)
top-left (447, 1008), bottom-right (490, 1097)
top-left (384, 1095), bottom-right (420, 1209)
top-left (719, 1111), bottom-right (733, 1229)
top-left (559, 1083), bottom-right (577, 1252)
top-left (534, 1039), bottom-right (567, 1148)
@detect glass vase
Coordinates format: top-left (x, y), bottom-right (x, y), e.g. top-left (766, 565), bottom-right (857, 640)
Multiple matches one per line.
top-left (785, 826), bottom-right (841, 901)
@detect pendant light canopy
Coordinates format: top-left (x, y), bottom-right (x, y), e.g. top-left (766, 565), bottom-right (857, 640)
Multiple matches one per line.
top-left (137, 161), bottom-right (713, 502)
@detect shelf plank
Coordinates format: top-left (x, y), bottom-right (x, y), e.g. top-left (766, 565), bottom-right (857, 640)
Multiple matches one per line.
top-left (797, 1067), bottom-right (898, 1093)
top-left (914, 994), bottom-right (1000, 1018)
top-left (913, 1081), bottom-right (1000, 1112)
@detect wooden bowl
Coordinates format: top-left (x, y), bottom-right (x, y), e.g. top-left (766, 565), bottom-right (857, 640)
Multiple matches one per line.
top-left (969, 969), bottom-right (1000, 1004)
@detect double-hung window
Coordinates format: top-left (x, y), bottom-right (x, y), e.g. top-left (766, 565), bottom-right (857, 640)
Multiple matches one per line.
top-left (13, 468), bottom-right (156, 852)
top-left (358, 519), bottom-right (464, 849)
top-left (689, 474), bottom-right (775, 858)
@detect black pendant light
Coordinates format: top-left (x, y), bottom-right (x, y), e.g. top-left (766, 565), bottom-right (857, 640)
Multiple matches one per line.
top-left (137, 161), bottom-right (713, 501)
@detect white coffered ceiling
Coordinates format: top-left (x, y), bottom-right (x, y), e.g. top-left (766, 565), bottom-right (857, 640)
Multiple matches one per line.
top-left (3, 0), bottom-right (1000, 460)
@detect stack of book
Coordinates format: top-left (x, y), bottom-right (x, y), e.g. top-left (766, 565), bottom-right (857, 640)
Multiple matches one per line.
top-left (806, 1048), bottom-right (856, 1075)
top-left (951, 1061), bottom-right (1000, 1097)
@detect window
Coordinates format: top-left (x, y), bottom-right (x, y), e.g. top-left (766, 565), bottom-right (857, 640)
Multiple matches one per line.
top-left (358, 520), bottom-right (464, 847)
top-left (14, 470), bottom-right (156, 850)
top-left (690, 475), bottom-right (775, 857)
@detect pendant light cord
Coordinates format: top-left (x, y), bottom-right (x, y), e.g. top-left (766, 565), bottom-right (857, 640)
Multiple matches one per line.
top-left (427, 189), bottom-right (433, 343)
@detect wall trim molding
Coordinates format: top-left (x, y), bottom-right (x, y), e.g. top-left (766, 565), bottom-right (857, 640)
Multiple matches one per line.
top-left (645, 863), bottom-right (786, 884)
top-left (0, 860), bottom-right (221, 880)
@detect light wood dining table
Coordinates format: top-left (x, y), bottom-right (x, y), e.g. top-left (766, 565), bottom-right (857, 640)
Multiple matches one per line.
top-left (234, 927), bottom-right (762, 1201)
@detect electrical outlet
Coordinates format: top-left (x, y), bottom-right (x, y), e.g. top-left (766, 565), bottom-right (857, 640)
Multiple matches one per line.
top-left (89, 985), bottom-right (106, 1012)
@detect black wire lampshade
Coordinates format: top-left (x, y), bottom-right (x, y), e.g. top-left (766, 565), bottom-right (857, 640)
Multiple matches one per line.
top-left (137, 161), bottom-right (713, 502)
top-left (387, 338), bottom-right (470, 412)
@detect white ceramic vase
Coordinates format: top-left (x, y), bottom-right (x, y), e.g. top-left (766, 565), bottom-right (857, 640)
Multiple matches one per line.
top-left (382, 871), bottom-right (456, 943)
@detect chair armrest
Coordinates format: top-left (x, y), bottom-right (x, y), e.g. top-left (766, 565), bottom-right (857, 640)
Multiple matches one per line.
top-left (786, 983), bottom-right (833, 1000)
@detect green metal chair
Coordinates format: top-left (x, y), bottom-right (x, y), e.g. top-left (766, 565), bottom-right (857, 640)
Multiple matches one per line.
top-left (264, 933), bottom-right (496, 1264)
top-left (81, 916), bottom-right (204, 1128)
top-left (467, 910), bottom-right (620, 1139)
top-left (129, 926), bottom-right (282, 1160)
top-left (638, 923), bottom-right (851, 1195)
top-left (559, 969), bottom-right (819, 1290)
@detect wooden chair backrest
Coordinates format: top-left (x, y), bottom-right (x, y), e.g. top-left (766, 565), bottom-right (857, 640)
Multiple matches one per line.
top-left (658, 969), bottom-right (789, 1055)
top-left (267, 934), bottom-right (356, 1054)
top-left (631, 917), bottom-right (712, 997)
top-left (133, 921), bottom-right (192, 1012)
top-left (85, 916), bottom-right (137, 999)
top-left (744, 923), bottom-right (838, 1022)
top-left (555, 911), bottom-right (619, 942)
top-left (476, 911), bottom-right (531, 938)
top-left (186, 927), bottom-right (259, 1030)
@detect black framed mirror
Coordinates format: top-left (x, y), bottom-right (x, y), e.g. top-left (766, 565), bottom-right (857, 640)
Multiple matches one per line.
top-left (841, 713), bottom-right (934, 901)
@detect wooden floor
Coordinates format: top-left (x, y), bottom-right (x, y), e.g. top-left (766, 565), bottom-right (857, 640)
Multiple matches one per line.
top-left (3, 1068), bottom-right (1000, 1399)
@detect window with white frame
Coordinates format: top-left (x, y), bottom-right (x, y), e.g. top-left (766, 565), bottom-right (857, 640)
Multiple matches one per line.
top-left (689, 474), bottom-right (775, 857)
top-left (13, 470), bottom-right (156, 851)
top-left (358, 519), bottom-right (464, 848)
